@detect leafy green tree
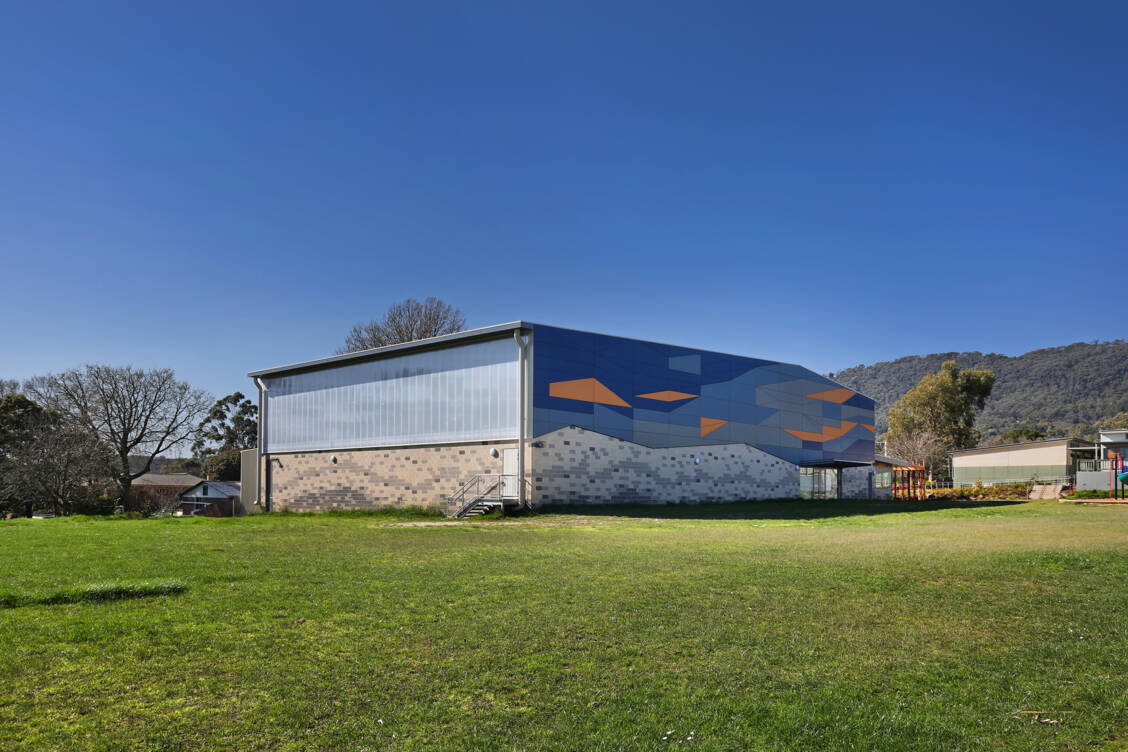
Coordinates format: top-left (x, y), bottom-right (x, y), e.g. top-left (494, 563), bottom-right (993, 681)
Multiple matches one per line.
top-left (0, 394), bottom-right (47, 516)
top-left (202, 448), bottom-right (242, 481)
top-left (1104, 411), bottom-right (1128, 429)
top-left (192, 393), bottom-right (257, 459)
top-left (0, 394), bottom-right (115, 516)
top-left (12, 416), bottom-right (116, 516)
top-left (1000, 426), bottom-right (1047, 444)
top-left (1064, 422), bottom-right (1098, 440)
top-left (159, 457), bottom-right (202, 475)
top-left (0, 393), bottom-right (43, 442)
top-left (885, 360), bottom-right (996, 471)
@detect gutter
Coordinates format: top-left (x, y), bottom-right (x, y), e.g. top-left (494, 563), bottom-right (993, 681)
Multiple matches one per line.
top-left (514, 330), bottom-right (529, 509)
top-left (254, 377), bottom-right (270, 511)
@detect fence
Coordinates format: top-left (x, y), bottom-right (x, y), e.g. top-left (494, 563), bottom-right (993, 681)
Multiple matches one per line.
top-left (1078, 459), bottom-right (1119, 472)
top-left (951, 475), bottom-right (1071, 489)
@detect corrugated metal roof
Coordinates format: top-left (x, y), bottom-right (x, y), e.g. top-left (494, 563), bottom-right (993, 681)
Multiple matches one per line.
top-left (247, 321), bottom-right (869, 400)
top-left (134, 473), bottom-right (202, 486)
top-left (248, 321), bottom-right (531, 378)
top-left (179, 481), bottom-right (241, 498)
top-left (948, 437), bottom-right (1094, 456)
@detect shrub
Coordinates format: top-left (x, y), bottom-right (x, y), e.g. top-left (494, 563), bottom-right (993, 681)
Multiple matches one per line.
top-left (931, 481), bottom-right (1033, 501)
top-left (72, 494), bottom-right (118, 516)
top-left (1063, 489), bottom-right (1124, 500)
top-left (927, 487), bottom-right (972, 500)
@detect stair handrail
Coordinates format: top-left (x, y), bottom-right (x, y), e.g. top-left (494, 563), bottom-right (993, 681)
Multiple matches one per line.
top-left (445, 472), bottom-right (531, 518)
top-left (451, 474), bottom-right (502, 518)
top-left (445, 474), bottom-right (483, 517)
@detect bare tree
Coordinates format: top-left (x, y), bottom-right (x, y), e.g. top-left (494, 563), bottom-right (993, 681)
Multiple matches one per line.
top-left (886, 431), bottom-right (946, 478)
top-left (339, 297), bottom-right (467, 353)
top-left (25, 366), bottom-right (212, 511)
top-left (0, 379), bottom-right (18, 397)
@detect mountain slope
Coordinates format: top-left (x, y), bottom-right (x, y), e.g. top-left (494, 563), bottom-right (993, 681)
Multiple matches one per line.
top-left (831, 341), bottom-right (1128, 441)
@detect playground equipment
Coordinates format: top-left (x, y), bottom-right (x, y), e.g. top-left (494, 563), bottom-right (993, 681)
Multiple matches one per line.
top-left (891, 463), bottom-right (926, 500)
top-left (1110, 451), bottom-right (1126, 501)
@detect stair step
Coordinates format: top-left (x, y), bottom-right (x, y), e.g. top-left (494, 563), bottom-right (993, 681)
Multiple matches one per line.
top-left (461, 502), bottom-right (501, 518)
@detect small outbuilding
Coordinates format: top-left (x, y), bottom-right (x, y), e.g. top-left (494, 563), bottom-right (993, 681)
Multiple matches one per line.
top-left (179, 481), bottom-right (242, 517)
top-left (949, 438), bottom-right (1095, 488)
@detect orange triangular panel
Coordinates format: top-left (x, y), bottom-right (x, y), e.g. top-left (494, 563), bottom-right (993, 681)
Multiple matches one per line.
top-left (861, 424), bottom-right (876, 433)
top-left (549, 378), bottom-right (631, 407)
top-left (806, 387), bottom-right (855, 404)
top-left (700, 417), bottom-right (728, 437)
top-left (783, 421), bottom-right (858, 443)
top-left (636, 390), bottom-right (698, 402)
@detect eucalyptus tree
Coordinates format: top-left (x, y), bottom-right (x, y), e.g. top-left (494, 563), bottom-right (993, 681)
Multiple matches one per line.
top-left (884, 360), bottom-right (995, 478)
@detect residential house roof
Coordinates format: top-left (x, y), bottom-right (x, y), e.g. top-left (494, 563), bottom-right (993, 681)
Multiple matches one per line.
top-left (133, 473), bottom-right (203, 487)
top-left (179, 481), bottom-right (241, 499)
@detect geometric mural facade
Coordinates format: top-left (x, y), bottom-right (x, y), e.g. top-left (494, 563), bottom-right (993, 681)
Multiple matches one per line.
top-left (531, 324), bottom-right (875, 465)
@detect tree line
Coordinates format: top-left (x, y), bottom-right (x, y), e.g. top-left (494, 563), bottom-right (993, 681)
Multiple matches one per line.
top-left (1, 368), bottom-right (256, 517)
top-left (876, 358), bottom-right (1128, 479)
top-left (2, 297), bottom-right (470, 518)
top-left (832, 340), bottom-right (1128, 442)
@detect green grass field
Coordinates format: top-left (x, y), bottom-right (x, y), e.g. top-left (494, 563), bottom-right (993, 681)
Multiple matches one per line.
top-left (3, 500), bottom-right (1128, 751)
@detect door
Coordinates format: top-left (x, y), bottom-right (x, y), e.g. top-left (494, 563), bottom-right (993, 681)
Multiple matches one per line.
top-left (799, 467), bottom-right (837, 499)
top-left (501, 448), bottom-right (518, 499)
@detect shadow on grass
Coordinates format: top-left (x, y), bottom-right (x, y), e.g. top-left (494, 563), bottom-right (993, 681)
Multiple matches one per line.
top-left (0, 580), bottom-right (187, 609)
top-left (271, 508), bottom-right (443, 520)
top-left (530, 498), bottom-right (1026, 521)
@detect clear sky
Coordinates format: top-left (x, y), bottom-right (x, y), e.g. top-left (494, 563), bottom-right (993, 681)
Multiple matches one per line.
top-left (2, 1), bottom-right (1125, 400)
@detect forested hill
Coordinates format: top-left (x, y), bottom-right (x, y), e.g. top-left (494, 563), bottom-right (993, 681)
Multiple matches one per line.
top-left (830, 340), bottom-right (1128, 441)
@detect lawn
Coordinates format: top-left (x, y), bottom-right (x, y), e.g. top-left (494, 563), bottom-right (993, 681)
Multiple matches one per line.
top-left (2, 500), bottom-right (1128, 751)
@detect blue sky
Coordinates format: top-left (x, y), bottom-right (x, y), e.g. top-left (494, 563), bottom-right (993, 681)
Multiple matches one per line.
top-left (2, 1), bottom-right (1125, 400)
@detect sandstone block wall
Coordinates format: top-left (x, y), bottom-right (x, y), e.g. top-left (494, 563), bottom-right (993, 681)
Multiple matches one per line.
top-left (261, 430), bottom-right (876, 511)
top-left (530, 426), bottom-right (798, 505)
top-left (263, 440), bottom-right (516, 512)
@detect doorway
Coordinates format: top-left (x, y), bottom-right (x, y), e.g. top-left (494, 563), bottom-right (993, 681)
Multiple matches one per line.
top-left (501, 448), bottom-right (519, 499)
top-left (799, 467), bottom-right (838, 499)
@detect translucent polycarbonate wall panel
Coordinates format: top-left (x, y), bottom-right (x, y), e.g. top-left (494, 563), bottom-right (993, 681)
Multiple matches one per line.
top-left (264, 338), bottom-right (519, 452)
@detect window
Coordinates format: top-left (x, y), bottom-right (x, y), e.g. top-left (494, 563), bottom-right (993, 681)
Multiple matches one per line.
top-left (874, 467), bottom-right (892, 488)
top-left (799, 467), bottom-right (838, 499)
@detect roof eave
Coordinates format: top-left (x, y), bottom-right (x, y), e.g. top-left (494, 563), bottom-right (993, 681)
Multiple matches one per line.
top-left (246, 320), bottom-right (876, 406)
top-left (948, 437), bottom-right (1095, 456)
top-left (248, 321), bottom-right (533, 379)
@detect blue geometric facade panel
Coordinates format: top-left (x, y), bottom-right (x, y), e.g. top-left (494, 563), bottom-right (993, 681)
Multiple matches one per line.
top-left (668, 354), bottom-right (702, 374)
top-left (531, 325), bottom-right (875, 465)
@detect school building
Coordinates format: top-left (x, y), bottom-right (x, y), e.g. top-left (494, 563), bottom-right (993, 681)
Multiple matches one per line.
top-left (246, 323), bottom-right (877, 515)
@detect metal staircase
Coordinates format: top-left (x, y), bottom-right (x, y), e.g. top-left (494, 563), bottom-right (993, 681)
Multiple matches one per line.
top-left (444, 474), bottom-right (507, 518)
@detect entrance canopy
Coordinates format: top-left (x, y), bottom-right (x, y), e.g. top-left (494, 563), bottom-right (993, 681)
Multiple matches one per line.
top-left (799, 460), bottom-right (872, 468)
